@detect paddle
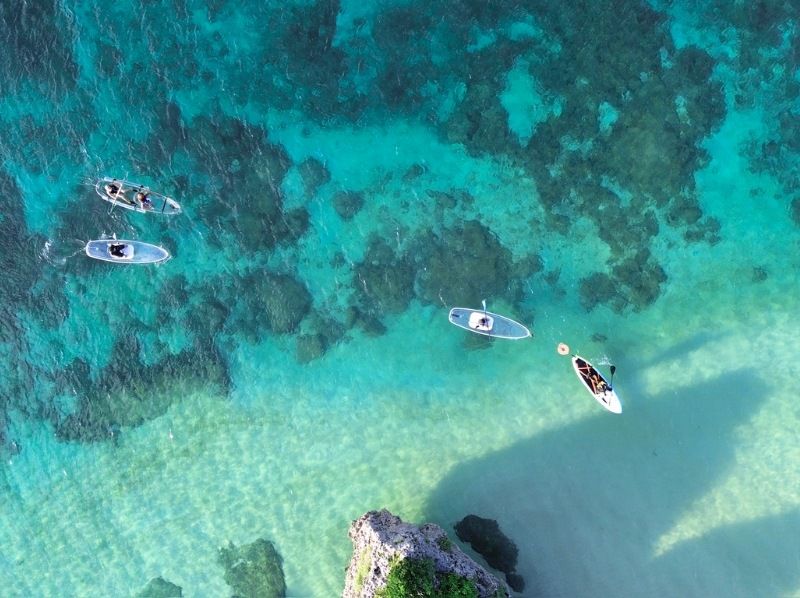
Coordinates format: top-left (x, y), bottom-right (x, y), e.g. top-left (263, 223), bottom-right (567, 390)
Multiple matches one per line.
top-left (482, 299), bottom-right (488, 326)
top-left (609, 364), bottom-right (616, 388)
top-left (107, 174), bottom-right (128, 215)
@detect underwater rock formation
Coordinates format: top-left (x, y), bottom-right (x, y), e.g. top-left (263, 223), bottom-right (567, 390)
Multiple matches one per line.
top-left (296, 333), bottom-right (327, 364)
top-left (353, 238), bottom-right (416, 317)
top-left (54, 337), bottom-right (230, 443)
top-left (187, 113), bottom-right (308, 252)
top-left (217, 270), bottom-right (313, 341)
top-left (299, 157), bottom-right (331, 197)
top-left (0, 1), bottom-right (78, 93)
top-left (0, 170), bottom-right (53, 436)
top-left (345, 306), bottom-right (388, 337)
top-left (332, 190), bottom-right (365, 220)
top-left (413, 220), bottom-right (513, 307)
top-left (343, 509), bottom-right (508, 598)
top-left (136, 577), bottom-right (183, 597)
top-left (218, 538), bottom-right (286, 598)
top-left (257, 273), bottom-right (313, 334)
top-left (454, 515), bottom-right (524, 593)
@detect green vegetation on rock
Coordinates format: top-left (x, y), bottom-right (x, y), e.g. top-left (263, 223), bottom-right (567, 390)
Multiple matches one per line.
top-left (377, 557), bottom-right (478, 598)
top-left (355, 547), bottom-right (372, 595)
top-left (436, 535), bottom-right (453, 552)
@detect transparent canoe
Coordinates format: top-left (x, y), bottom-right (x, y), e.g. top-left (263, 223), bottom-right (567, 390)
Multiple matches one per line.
top-left (85, 239), bottom-right (170, 265)
top-left (448, 307), bottom-right (531, 340)
top-left (95, 177), bottom-right (181, 215)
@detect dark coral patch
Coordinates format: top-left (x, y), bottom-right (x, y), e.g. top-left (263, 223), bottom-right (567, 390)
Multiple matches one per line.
top-left (218, 539), bottom-right (286, 598)
top-left (299, 157), bottom-right (331, 197)
top-left (579, 272), bottom-right (619, 312)
top-left (233, 0), bottom-right (352, 121)
top-left (0, 171), bottom-right (54, 433)
top-left (581, 250), bottom-right (668, 313)
top-left (296, 333), bottom-right (327, 364)
top-left (413, 220), bottom-right (513, 307)
top-left (54, 337), bottom-right (230, 443)
top-left (235, 272), bottom-right (312, 336)
top-left (674, 46), bottom-right (716, 85)
top-left (791, 198), bottom-right (800, 226)
top-left (136, 577), bottom-right (183, 598)
top-left (332, 190), bottom-right (364, 220)
top-left (344, 306), bottom-right (388, 337)
top-left (612, 250), bottom-right (668, 310)
top-left (353, 237), bottom-right (416, 316)
top-left (183, 113), bottom-right (310, 251)
top-left (0, 1), bottom-right (78, 93)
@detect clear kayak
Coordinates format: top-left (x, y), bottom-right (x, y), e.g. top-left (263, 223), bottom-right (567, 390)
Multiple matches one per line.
top-left (95, 177), bottom-right (181, 215)
top-left (448, 306), bottom-right (531, 340)
top-left (85, 239), bottom-right (170, 265)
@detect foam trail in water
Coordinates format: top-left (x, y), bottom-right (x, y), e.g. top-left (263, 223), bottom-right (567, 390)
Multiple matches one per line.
top-left (41, 238), bottom-right (85, 265)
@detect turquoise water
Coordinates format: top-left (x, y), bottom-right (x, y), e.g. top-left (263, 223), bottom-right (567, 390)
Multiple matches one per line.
top-left (2, 0), bottom-right (800, 596)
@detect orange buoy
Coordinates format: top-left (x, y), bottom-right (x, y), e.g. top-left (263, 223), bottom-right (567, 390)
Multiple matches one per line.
top-left (557, 342), bottom-right (570, 355)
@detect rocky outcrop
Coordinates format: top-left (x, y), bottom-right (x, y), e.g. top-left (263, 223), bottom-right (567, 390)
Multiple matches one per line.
top-left (455, 515), bottom-right (524, 593)
top-left (343, 509), bottom-right (508, 598)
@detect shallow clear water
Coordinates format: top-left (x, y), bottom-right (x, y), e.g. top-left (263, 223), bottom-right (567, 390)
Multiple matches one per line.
top-left (1, 0), bottom-right (800, 596)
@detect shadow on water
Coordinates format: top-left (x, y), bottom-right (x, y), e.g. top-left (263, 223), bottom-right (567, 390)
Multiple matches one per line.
top-left (424, 368), bottom-right (800, 597)
top-left (633, 329), bottom-right (725, 369)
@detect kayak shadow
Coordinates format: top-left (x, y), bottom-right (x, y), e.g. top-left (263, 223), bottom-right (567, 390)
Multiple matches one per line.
top-left (423, 368), bottom-right (797, 596)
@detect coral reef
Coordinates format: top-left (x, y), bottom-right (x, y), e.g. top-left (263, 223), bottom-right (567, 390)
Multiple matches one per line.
top-left (254, 273), bottom-right (313, 335)
top-left (0, 171), bottom-right (52, 436)
top-left (0, 1), bottom-right (78, 94)
top-left (342, 510), bottom-right (507, 598)
top-left (345, 306), bottom-right (389, 337)
top-left (333, 190), bottom-right (365, 220)
top-left (218, 538), bottom-right (286, 598)
top-left (580, 249), bottom-right (667, 313)
top-left (413, 221), bottom-right (513, 307)
top-left (354, 238), bottom-right (416, 317)
top-left (136, 577), bottom-right (183, 597)
top-left (186, 112), bottom-right (308, 252)
top-left (299, 157), bottom-right (331, 197)
top-left (54, 337), bottom-right (230, 443)
top-left (296, 333), bottom-right (327, 364)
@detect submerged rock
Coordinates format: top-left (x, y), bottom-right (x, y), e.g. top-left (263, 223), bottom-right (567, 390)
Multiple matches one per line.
top-left (343, 509), bottom-right (508, 598)
top-left (136, 577), bottom-right (183, 597)
top-left (332, 190), bottom-right (365, 220)
top-left (296, 333), bottom-right (327, 363)
top-left (413, 220), bottom-right (513, 307)
top-left (454, 515), bottom-right (523, 592)
top-left (353, 238), bottom-right (415, 316)
top-left (54, 337), bottom-right (230, 443)
top-left (218, 538), bottom-right (286, 598)
top-left (299, 157), bottom-right (331, 196)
